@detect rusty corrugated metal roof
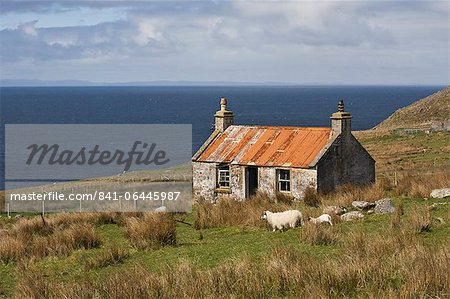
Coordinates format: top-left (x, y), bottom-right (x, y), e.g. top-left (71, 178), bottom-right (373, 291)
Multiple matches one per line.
top-left (195, 125), bottom-right (332, 168)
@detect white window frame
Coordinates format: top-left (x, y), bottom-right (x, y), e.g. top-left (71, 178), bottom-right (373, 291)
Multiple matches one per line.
top-left (217, 165), bottom-right (230, 188)
top-left (277, 169), bottom-right (291, 192)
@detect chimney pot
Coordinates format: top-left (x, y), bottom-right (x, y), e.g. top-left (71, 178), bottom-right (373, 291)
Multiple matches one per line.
top-left (215, 97), bottom-right (234, 132)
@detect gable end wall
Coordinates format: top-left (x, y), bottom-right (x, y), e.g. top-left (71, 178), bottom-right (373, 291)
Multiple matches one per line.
top-left (317, 133), bottom-right (375, 193)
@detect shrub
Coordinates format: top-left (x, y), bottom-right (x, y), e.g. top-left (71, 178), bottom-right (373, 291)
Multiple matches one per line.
top-left (125, 213), bottom-right (176, 250)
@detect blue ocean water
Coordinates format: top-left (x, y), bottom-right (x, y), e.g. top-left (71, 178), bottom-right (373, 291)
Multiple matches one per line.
top-left (0, 85), bottom-right (444, 189)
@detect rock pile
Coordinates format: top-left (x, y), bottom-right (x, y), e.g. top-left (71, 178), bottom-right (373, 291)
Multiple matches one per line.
top-left (374, 198), bottom-right (395, 214)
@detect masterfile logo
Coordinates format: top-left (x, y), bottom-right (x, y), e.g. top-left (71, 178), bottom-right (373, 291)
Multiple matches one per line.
top-left (26, 141), bottom-right (170, 172)
top-left (5, 124), bottom-right (192, 213)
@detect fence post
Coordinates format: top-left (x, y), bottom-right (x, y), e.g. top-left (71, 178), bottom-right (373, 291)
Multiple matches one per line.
top-left (7, 203), bottom-right (10, 218)
top-left (42, 201), bottom-right (45, 217)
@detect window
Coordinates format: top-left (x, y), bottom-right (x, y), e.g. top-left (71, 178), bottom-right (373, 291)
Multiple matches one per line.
top-left (217, 165), bottom-right (230, 188)
top-left (277, 169), bottom-right (290, 192)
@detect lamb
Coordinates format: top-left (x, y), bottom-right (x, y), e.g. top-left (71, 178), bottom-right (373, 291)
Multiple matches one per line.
top-left (323, 205), bottom-right (347, 216)
top-left (261, 210), bottom-right (304, 232)
top-left (308, 214), bottom-right (333, 226)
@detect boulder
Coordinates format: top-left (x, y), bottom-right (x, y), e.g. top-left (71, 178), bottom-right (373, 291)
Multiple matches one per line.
top-left (352, 201), bottom-right (376, 211)
top-left (323, 205), bottom-right (347, 216)
top-left (374, 198), bottom-right (395, 214)
top-left (341, 211), bottom-right (364, 222)
top-left (430, 188), bottom-right (450, 199)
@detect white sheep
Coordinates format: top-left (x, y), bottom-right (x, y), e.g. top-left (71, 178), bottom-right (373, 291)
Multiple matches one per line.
top-left (308, 214), bottom-right (333, 226)
top-left (154, 206), bottom-right (168, 213)
top-left (261, 210), bottom-right (304, 232)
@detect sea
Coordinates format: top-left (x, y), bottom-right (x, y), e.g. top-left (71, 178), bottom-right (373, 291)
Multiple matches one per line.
top-left (0, 85), bottom-right (445, 189)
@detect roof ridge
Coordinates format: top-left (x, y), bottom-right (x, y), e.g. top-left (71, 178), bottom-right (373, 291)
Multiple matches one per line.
top-left (230, 124), bottom-right (331, 130)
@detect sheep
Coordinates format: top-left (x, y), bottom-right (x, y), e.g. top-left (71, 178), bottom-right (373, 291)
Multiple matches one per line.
top-left (308, 214), bottom-right (333, 226)
top-left (261, 210), bottom-right (304, 232)
top-left (154, 206), bottom-right (168, 213)
top-left (323, 205), bottom-right (347, 216)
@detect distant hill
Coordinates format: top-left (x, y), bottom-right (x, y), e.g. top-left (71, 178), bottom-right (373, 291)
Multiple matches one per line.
top-left (374, 87), bottom-right (450, 131)
top-left (0, 79), bottom-right (297, 87)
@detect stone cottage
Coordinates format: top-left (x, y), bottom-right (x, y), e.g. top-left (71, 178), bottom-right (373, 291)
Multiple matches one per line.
top-left (192, 97), bottom-right (375, 201)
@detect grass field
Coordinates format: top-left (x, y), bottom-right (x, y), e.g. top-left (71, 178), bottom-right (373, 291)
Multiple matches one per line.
top-left (355, 130), bottom-right (450, 174)
top-left (1, 187), bottom-right (449, 298)
top-left (1, 129), bottom-right (449, 298)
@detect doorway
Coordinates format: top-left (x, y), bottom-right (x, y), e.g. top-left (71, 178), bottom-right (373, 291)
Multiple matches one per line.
top-left (245, 167), bottom-right (258, 198)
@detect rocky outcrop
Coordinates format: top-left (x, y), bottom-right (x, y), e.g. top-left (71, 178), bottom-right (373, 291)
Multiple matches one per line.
top-left (430, 188), bottom-right (450, 199)
top-left (341, 211), bottom-right (364, 222)
top-left (374, 198), bottom-right (395, 214)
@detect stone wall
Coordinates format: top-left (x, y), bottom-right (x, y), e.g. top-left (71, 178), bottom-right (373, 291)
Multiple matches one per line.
top-left (192, 162), bottom-right (216, 201)
top-left (230, 164), bottom-right (245, 199)
top-left (193, 161), bottom-right (322, 201)
top-left (291, 168), bottom-right (317, 199)
top-left (317, 133), bottom-right (375, 193)
top-left (256, 167), bottom-right (316, 200)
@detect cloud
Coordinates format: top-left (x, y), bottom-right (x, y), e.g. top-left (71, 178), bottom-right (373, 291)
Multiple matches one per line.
top-left (0, 1), bottom-right (448, 84)
top-left (0, 16), bottom-right (184, 63)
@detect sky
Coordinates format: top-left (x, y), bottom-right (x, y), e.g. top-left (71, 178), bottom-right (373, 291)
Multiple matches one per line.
top-left (0, 1), bottom-right (448, 85)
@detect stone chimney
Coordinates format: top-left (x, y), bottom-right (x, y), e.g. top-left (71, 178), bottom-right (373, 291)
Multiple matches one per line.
top-left (215, 97), bottom-right (234, 132)
top-left (331, 100), bottom-right (351, 137)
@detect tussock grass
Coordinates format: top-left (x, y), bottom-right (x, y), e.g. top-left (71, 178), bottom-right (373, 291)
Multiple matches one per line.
top-left (194, 192), bottom-right (290, 229)
top-left (320, 181), bottom-right (387, 207)
top-left (14, 241), bottom-right (450, 298)
top-left (0, 221), bottom-right (102, 263)
top-left (0, 236), bottom-right (27, 264)
top-left (408, 206), bottom-right (432, 234)
top-left (301, 224), bottom-right (339, 245)
top-left (395, 172), bottom-right (450, 198)
top-left (303, 186), bottom-right (321, 207)
top-left (125, 213), bottom-right (176, 250)
top-left (9, 212), bottom-right (118, 239)
top-left (85, 247), bottom-right (130, 269)
top-left (274, 191), bottom-right (294, 204)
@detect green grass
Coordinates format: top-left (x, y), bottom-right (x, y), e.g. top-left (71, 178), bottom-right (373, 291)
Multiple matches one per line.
top-left (356, 131), bottom-right (450, 173)
top-left (1, 196), bottom-right (449, 298)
